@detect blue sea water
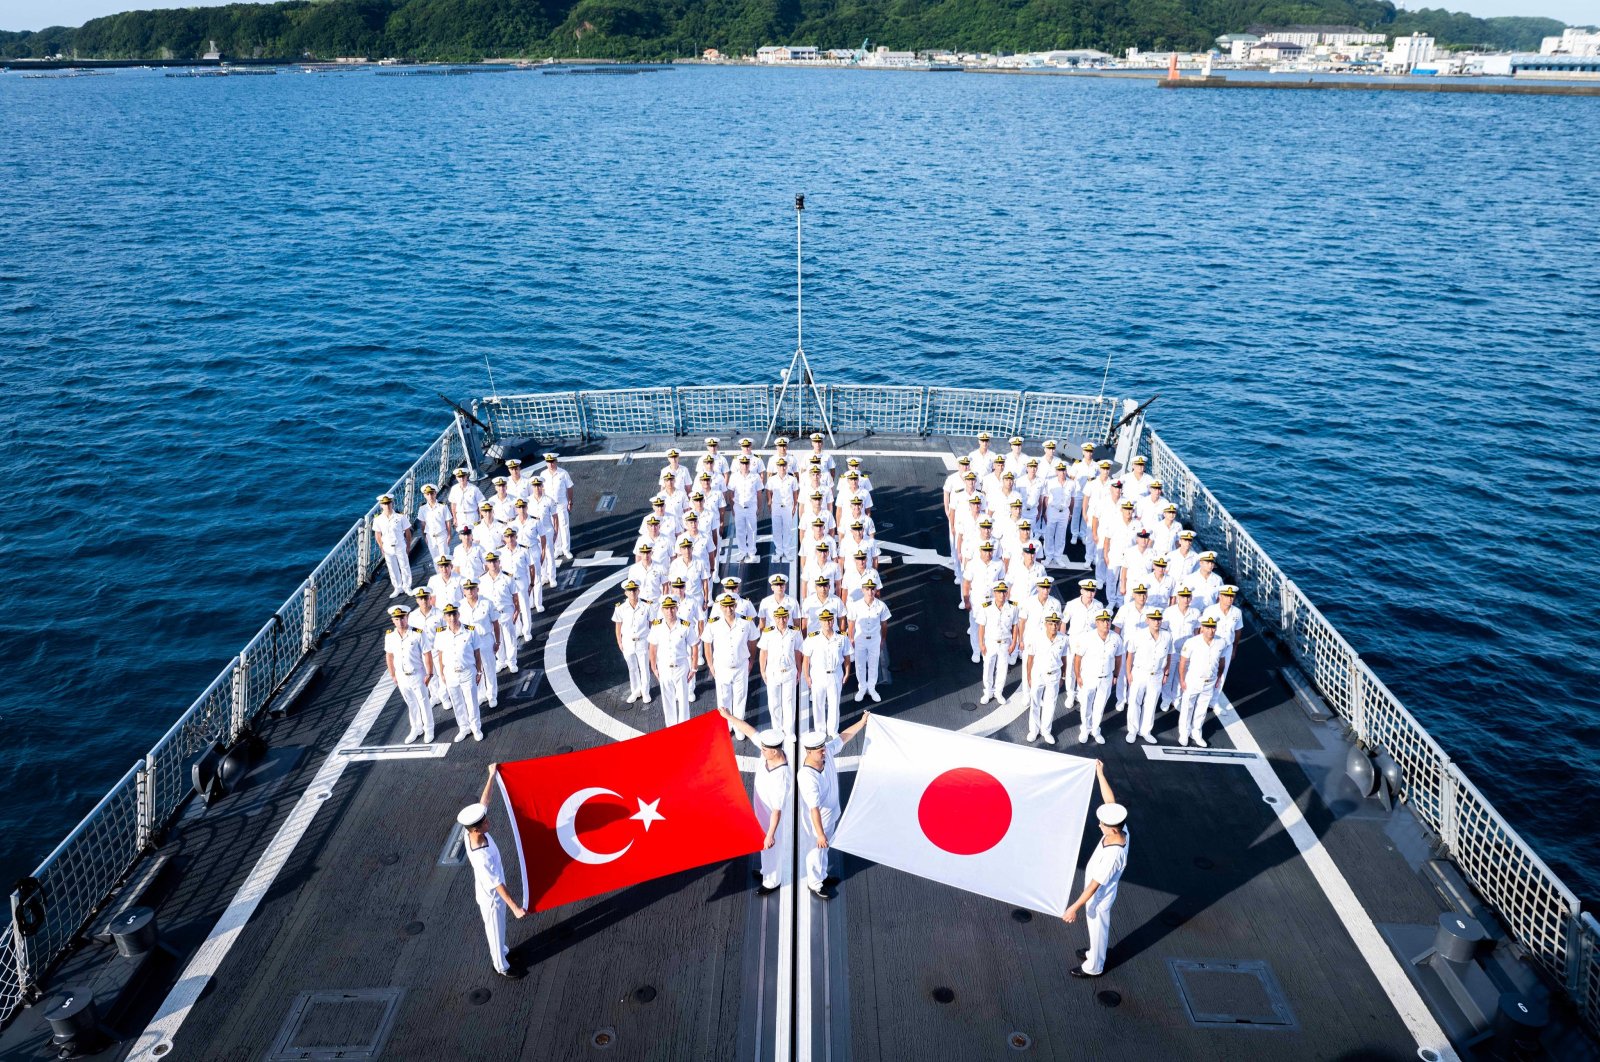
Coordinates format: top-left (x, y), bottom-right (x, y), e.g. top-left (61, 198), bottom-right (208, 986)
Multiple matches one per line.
top-left (2, 66), bottom-right (1598, 903)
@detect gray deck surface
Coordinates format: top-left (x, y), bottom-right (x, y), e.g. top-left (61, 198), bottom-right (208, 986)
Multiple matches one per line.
top-left (1, 434), bottom-right (1470, 1061)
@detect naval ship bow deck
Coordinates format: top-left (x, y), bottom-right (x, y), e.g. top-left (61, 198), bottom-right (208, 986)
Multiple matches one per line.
top-left (2, 383), bottom-right (1597, 1062)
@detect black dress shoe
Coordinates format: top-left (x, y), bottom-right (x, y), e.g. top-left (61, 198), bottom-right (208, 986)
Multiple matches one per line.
top-left (1068, 966), bottom-right (1101, 979)
top-left (1075, 949), bottom-right (1088, 960)
top-left (823, 876), bottom-right (841, 887)
top-left (756, 882), bottom-right (779, 895)
top-left (498, 966), bottom-right (526, 980)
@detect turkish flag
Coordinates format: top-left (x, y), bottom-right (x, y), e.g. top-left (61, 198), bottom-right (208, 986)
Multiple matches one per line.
top-left (494, 713), bottom-right (765, 911)
top-left (830, 717), bottom-right (1097, 914)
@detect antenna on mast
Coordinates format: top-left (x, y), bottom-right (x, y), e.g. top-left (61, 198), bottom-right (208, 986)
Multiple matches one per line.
top-left (483, 352), bottom-right (500, 403)
top-left (765, 193), bottom-right (835, 447)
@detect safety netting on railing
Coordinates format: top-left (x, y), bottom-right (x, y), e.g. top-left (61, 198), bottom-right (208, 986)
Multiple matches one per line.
top-left (925, 387), bottom-right (1023, 438)
top-left (1580, 914), bottom-right (1600, 1033)
top-left (826, 385), bottom-right (925, 435)
top-left (1142, 423), bottom-right (1593, 1030)
top-left (1018, 392), bottom-right (1119, 450)
top-left (21, 765), bottom-right (144, 990)
top-left (3, 425), bottom-right (458, 1028)
top-left (480, 391), bottom-right (584, 440)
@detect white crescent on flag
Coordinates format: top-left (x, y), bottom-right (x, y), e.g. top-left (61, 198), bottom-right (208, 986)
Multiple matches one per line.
top-left (830, 716), bottom-right (1097, 915)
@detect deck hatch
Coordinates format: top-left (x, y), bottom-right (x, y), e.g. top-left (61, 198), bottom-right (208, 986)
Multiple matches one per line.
top-left (267, 988), bottom-right (403, 1060)
top-left (1169, 960), bottom-right (1294, 1028)
top-left (595, 493), bottom-right (617, 512)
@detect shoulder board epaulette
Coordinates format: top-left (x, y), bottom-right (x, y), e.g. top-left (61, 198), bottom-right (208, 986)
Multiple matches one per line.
top-left (763, 625), bottom-right (774, 632)
top-left (435, 625), bottom-right (446, 633)
top-left (680, 619), bottom-right (690, 627)
top-left (651, 619), bottom-right (662, 626)
top-left (708, 615), bottom-right (722, 623)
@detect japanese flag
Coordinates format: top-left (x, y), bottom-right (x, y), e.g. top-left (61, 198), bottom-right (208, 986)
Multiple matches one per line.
top-left (831, 717), bottom-right (1097, 915)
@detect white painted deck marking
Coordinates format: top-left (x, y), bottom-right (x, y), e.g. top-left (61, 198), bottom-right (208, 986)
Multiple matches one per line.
top-left (1138, 744), bottom-right (1259, 764)
top-left (337, 742), bottom-right (451, 761)
top-left (129, 676), bottom-right (398, 1061)
top-left (1213, 692), bottom-right (1458, 1061)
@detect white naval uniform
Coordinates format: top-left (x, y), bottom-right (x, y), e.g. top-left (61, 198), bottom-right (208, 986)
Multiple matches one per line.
top-left (499, 541), bottom-right (533, 636)
top-left (411, 606), bottom-right (444, 705)
top-left (514, 517), bottom-right (548, 609)
top-left (705, 613), bottom-right (758, 726)
top-left (768, 474), bottom-right (798, 560)
top-left (503, 472), bottom-right (534, 501)
top-left (1188, 569), bottom-right (1223, 611)
top-left (846, 597), bottom-right (890, 699)
top-left (1178, 635), bottom-right (1225, 745)
top-left (978, 599), bottom-right (1020, 701)
top-left (452, 541), bottom-right (486, 583)
top-left (479, 570), bottom-right (519, 673)
top-left (385, 626), bottom-right (433, 741)
top-left (729, 471), bottom-right (762, 560)
top-left (427, 572), bottom-right (463, 611)
top-left (753, 759), bottom-right (794, 889)
top-left (964, 559), bottom-right (1005, 657)
top-left (1124, 625), bottom-right (1172, 740)
top-left (1075, 630), bottom-right (1123, 741)
top-left (448, 481), bottom-right (485, 532)
top-left (1025, 629), bottom-right (1069, 739)
top-left (1080, 830), bottom-right (1129, 976)
top-left (1201, 603), bottom-right (1246, 684)
top-left (1112, 600), bottom-right (1148, 708)
top-left (1042, 478), bottom-right (1074, 560)
top-left (798, 745), bottom-right (842, 891)
top-left (541, 464), bottom-right (575, 557)
top-left (1160, 604), bottom-right (1200, 708)
top-left (525, 494), bottom-right (558, 584)
top-left (372, 510), bottom-right (413, 594)
top-left (758, 625), bottom-right (803, 735)
top-left (458, 597), bottom-right (500, 707)
top-left (433, 624), bottom-right (483, 738)
top-left (465, 835), bottom-right (511, 973)
top-left (419, 500), bottom-right (453, 573)
top-left (612, 597), bottom-right (653, 702)
top-left (649, 618), bottom-right (698, 726)
top-left (802, 631), bottom-right (851, 736)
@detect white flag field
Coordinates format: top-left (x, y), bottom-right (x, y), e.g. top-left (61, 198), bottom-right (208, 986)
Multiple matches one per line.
top-left (831, 717), bottom-right (1098, 915)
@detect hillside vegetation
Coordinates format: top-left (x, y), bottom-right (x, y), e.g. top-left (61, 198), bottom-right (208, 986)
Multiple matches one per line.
top-left (0, 0), bottom-right (1571, 61)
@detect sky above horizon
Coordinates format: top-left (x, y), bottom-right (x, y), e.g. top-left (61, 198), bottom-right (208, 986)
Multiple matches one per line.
top-left (3, 0), bottom-right (1597, 34)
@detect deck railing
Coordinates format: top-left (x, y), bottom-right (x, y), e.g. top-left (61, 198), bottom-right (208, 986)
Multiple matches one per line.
top-left (3, 385), bottom-right (1595, 1044)
top-left (2, 425), bottom-right (458, 1026)
top-left (1136, 425), bottom-right (1599, 1036)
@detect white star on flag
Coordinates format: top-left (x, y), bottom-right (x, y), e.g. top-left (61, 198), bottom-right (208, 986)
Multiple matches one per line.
top-left (630, 797), bottom-right (664, 831)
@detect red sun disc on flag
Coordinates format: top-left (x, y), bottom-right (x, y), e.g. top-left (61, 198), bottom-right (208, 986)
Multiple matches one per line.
top-left (917, 767), bottom-right (1013, 855)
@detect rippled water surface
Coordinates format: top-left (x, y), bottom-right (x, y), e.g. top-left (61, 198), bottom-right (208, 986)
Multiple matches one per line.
top-left (2, 66), bottom-right (1598, 899)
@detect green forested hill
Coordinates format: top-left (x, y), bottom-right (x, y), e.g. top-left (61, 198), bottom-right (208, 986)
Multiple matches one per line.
top-left (0, 0), bottom-right (1571, 61)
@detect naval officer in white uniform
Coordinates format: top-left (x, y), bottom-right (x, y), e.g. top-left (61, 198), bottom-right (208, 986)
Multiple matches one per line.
top-left (798, 714), bottom-right (870, 899)
top-left (372, 494), bottom-right (414, 599)
top-left (721, 711), bottom-right (793, 893)
top-left (384, 605), bottom-right (434, 744)
top-left (460, 769), bottom-right (526, 978)
top-left (1062, 760), bottom-right (1128, 979)
top-left (432, 603), bottom-right (484, 742)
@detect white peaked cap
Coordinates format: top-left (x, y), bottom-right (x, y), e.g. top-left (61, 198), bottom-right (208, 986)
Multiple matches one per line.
top-left (757, 729), bottom-right (786, 749)
top-left (1096, 803), bottom-right (1128, 827)
top-left (801, 731), bottom-right (829, 749)
top-left (457, 803), bottom-right (488, 827)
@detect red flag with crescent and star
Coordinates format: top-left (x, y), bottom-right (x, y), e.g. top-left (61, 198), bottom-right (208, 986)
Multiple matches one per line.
top-left (493, 712), bottom-right (765, 911)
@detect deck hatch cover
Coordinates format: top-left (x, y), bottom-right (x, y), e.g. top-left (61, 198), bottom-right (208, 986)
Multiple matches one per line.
top-left (267, 988), bottom-right (403, 1060)
top-left (1169, 960), bottom-right (1295, 1027)
top-left (596, 493), bottom-right (618, 512)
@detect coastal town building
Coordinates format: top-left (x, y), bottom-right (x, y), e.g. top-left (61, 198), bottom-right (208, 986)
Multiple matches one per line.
top-left (1385, 32), bottom-right (1437, 72)
top-left (756, 45), bottom-right (819, 63)
top-left (1541, 27), bottom-right (1600, 56)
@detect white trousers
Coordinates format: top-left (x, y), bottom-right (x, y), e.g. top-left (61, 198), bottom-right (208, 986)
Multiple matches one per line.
top-left (1127, 670), bottom-right (1161, 737)
top-left (382, 549), bottom-right (412, 594)
top-left (801, 809), bottom-right (837, 888)
top-left (949, 525), bottom-right (963, 583)
top-left (759, 811), bottom-right (790, 888)
top-left (714, 665), bottom-right (749, 723)
top-left (771, 508), bottom-right (795, 560)
top-left (1078, 676), bottom-right (1114, 737)
top-left (1161, 650), bottom-right (1184, 707)
top-left (982, 648), bottom-right (1010, 699)
top-left (557, 507), bottom-right (571, 557)
top-left (541, 535), bottom-right (557, 585)
top-left (442, 680), bottom-right (481, 736)
top-left (514, 574), bottom-right (532, 638)
top-left (1179, 687), bottom-right (1215, 743)
top-left (526, 550), bottom-right (547, 610)
top-left (397, 677), bottom-right (433, 739)
top-left (809, 673), bottom-right (842, 735)
top-left (1044, 511), bottom-right (1069, 560)
top-left (733, 504), bottom-right (757, 558)
top-left (476, 894), bottom-right (509, 973)
top-left (494, 621), bottom-right (518, 672)
top-left (476, 645), bottom-right (499, 706)
top-left (765, 671), bottom-right (797, 734)
top-left (853, 635), bottom-right (881, 695)
top-left (426, 533), bottom-right (450, 574)
top-left (1083, 892), bottom-right (1114, 975)
top-left (658, 665), bottom-right (691, 726)
top-left (623, 644), bottom-right (650, 699)
top-left (1029, 673), bottom-right (1061, 735)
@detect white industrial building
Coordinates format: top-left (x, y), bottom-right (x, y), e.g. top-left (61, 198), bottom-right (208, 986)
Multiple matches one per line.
top-left (1386, 33), bottom-right (1436, 72)
top-left (1541, 28), bottom-right (1600, 56)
